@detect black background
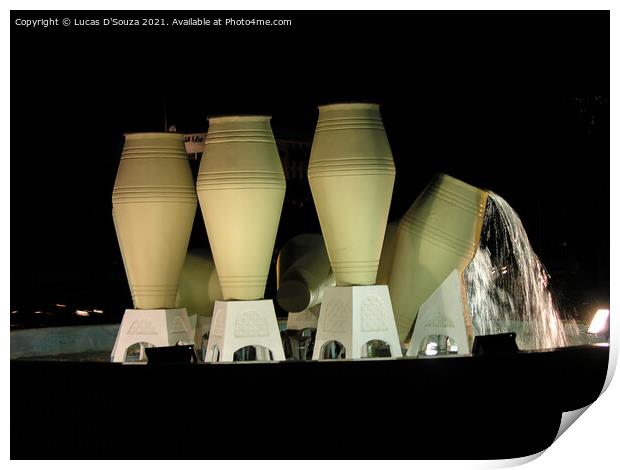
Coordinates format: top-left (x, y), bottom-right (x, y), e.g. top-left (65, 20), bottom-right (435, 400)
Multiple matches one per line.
top-left (10, 10), bottom-right (609, 323)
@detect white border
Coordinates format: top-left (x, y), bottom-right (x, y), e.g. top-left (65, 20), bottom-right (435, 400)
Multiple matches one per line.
top-left (3, 2), bottom-right (616, 468)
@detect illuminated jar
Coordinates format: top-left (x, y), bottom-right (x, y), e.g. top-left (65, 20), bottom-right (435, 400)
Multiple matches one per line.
top-left (196, 115), bottom-right (286, 301)
top-left (112, 132), bottom-right (197, 309)
top-left (389, 173), bottom-right (488, 341)
top-left (308, 103), bottom-right (395, 286)
top-left (276, 233), bottom-right (335, 313)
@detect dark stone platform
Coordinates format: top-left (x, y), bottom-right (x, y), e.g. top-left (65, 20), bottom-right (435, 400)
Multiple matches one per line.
top-left (11, 344), bottom-right (609, 459)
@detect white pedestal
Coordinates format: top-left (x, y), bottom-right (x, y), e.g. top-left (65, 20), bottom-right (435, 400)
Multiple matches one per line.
top-left (407, 269), bottom-right (473, 357)
top-left (111, 308), bottom-right (193, 362)
top-left (204, 299), bottom-right (285, 362)
top-left (312, 285), bottom-right (403, 360)
top-left (286, 304), bottom-right (320, 331)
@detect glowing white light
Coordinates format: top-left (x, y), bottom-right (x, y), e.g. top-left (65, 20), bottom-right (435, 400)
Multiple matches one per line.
top-left (588, 309), bottom-right (610, 334)
top-left (75, 310), bottom-right (90, 317)
top-left (425, 342), bottom-right (438, 356)
top-left (55, 303), bottom-right (66, 308)
top-left (93, 309), bottom-right (104, 314)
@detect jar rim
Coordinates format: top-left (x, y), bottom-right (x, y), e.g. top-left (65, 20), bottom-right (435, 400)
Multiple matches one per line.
top-left (318, 102), bottom-right (380, 110)
top-left (207, 114), bottom-right (272, 122)
top-left (123, 131), bottom-right (184, 138)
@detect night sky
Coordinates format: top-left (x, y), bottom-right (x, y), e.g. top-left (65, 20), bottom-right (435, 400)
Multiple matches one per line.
top-left (10, 10), bottom-right (609, 323)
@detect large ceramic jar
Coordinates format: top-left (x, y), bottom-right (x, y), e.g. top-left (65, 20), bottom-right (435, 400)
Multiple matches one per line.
top-left (276, 233), bottom-right (334, 313)
top-left (175, 248), bottom-right (223, 317)
top-left (197, 116), bottom-right (286, 301)
top-left (112, 132), bottom-right (197, 309)
top-left (388, 173), bottom-right (488, 341)
top-left (307, 103), bottom-right (395, 286)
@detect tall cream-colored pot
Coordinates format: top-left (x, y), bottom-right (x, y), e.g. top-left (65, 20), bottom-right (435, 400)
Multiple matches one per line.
top-left (197, 116), bottom-right (285, 301)
top-left (308, 103), bottom-right (395, 286)
top-left (112, 132), bottom-right (197, 309)
top-left (389, 173), bottom-right (488, 341)
top-left (276, 233), bottom-right (334, 313)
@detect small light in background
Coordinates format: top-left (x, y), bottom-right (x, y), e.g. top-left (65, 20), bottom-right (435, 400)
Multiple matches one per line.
top-left (75, 309), bottom-right (90, 317)
top-left (55, 303), bottom-right (66, 308)
top-left (588, 309), bottom-right (610, 334)
top-left (93, 309), bottom-right (104, 314)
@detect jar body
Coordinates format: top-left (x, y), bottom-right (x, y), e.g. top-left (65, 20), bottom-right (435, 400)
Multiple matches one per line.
top-left (112, 133), bottom-right (197, 309)
top-left (308, 103), bottom-right (395, 287)
top-left (197, 116), bottom-right (285, 301)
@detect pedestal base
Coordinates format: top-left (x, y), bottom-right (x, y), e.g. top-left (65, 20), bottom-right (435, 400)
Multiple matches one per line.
top-left (312, 285), bottom-right (402, 360)
top-left (111, 308), bottom-right (193, 363)
top-left (286, 304), bottom-right (320, 331)
top-left (407, 269), bottom-right (473, 357)
top-left (204, 299), bottom-right (285, 362)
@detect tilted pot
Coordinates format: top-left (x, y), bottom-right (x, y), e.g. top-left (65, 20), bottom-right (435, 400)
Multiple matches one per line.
top-left (388, 173), bottom-right (488, 341)
top-left (276, 233), bottom-right (335, 313)
top-left (175, 248), bottom-right (223, 317)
